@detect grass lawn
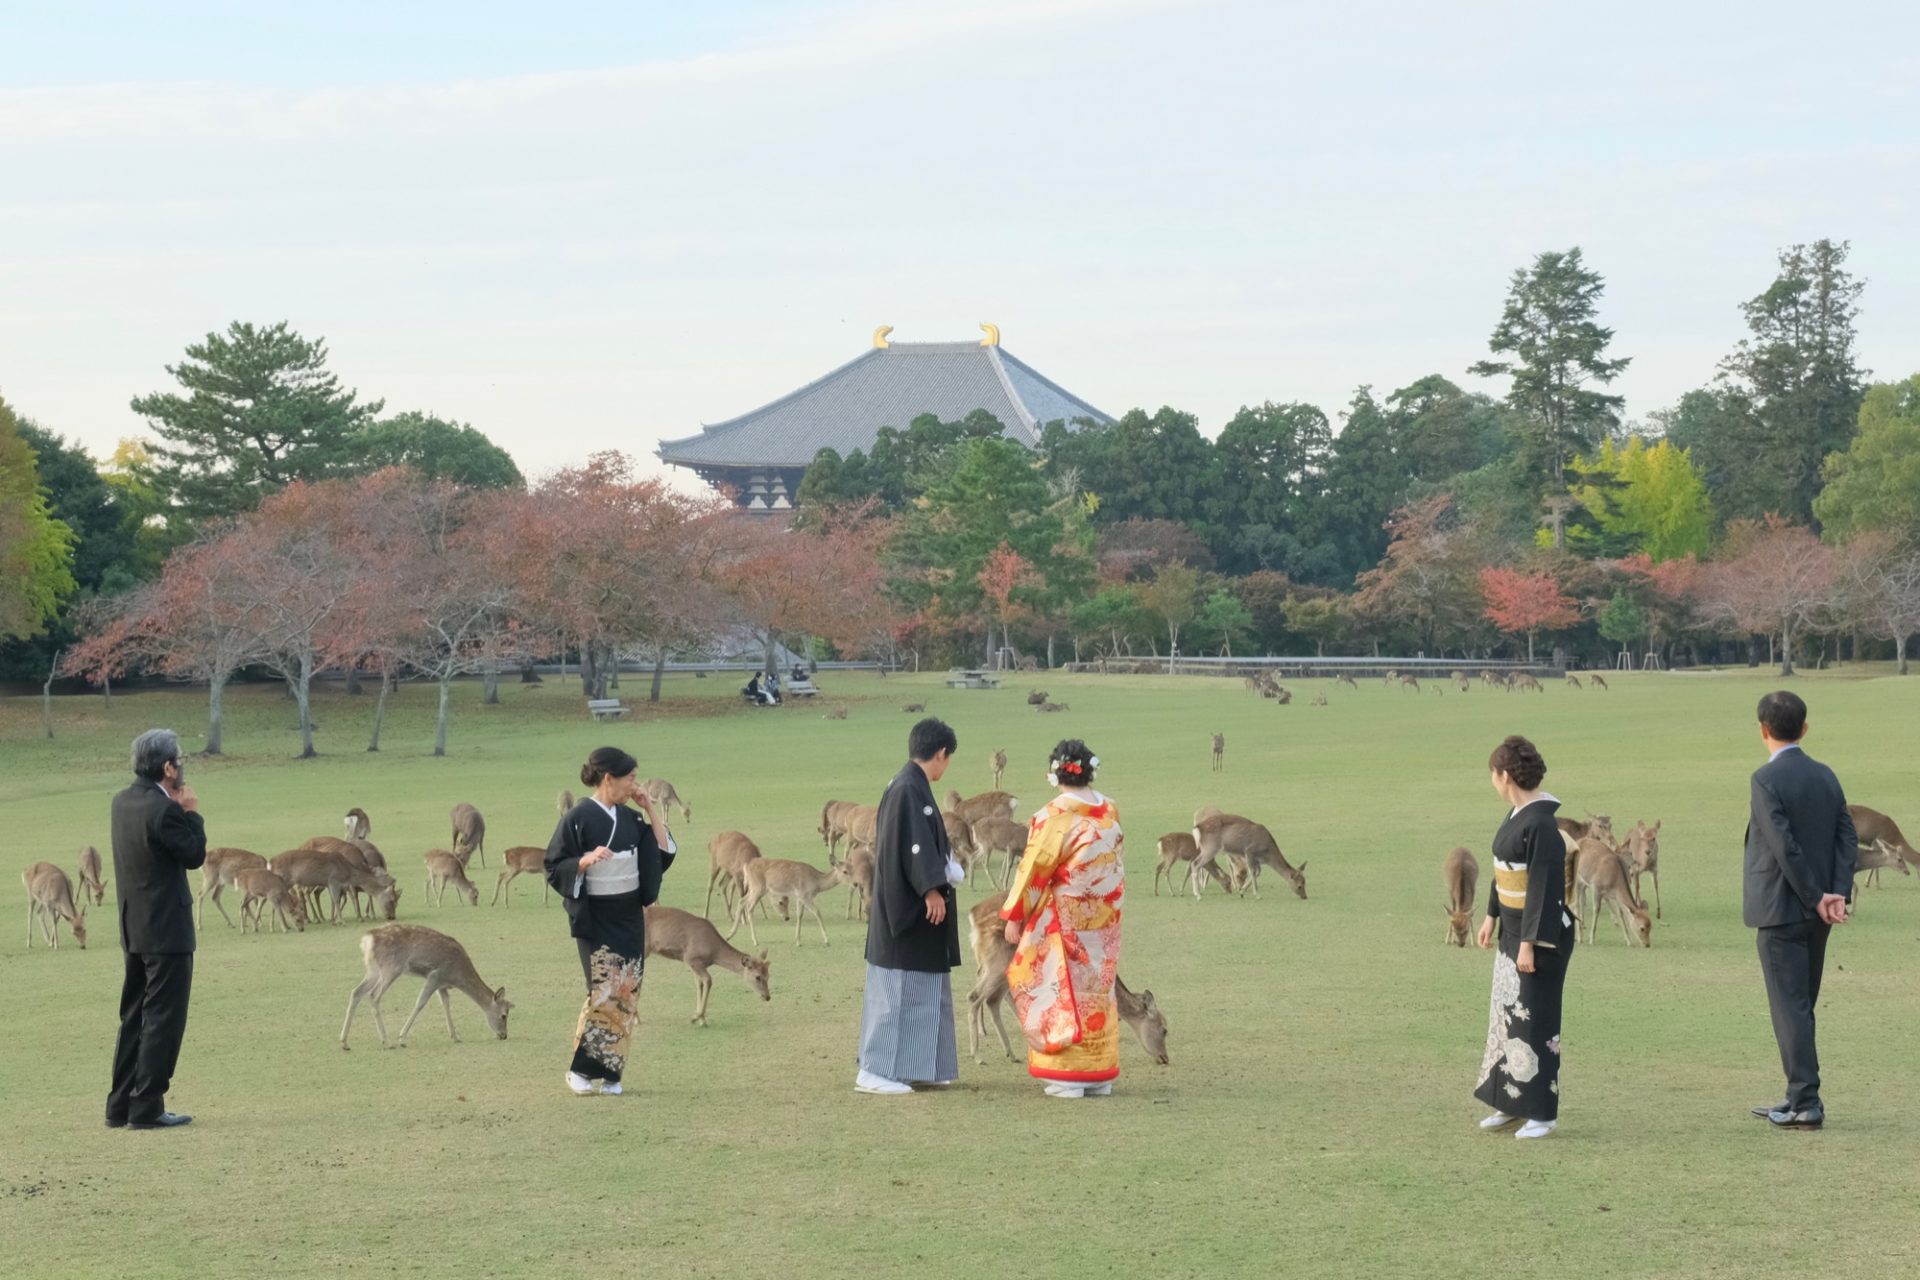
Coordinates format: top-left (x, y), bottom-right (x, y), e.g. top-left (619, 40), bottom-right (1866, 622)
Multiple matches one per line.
top-left (3, 665), bottom-right (1918, 1279)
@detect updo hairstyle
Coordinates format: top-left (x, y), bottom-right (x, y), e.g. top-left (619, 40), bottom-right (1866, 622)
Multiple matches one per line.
top-left (1048, 739), bottom-right (1099, 788)
top-left (1488, 735), bottom-right (1546, 790)
top-left (581, 746), bottom-right (639, 788)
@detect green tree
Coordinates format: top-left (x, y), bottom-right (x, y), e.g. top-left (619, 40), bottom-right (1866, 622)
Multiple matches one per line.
top-left (1651, 386), bottom-right (1760, 519)
top-left (1137, 562), bottom-right (1199, 671)
top-left (131, 321), bottom-right (383, 521)
top-left (0, 394), bottom-right (77, 642)
top-left (1560, 438), bottom-right (1714, 561)
top-left (1812, 375), bottom-right (1920, 542)
top-left (1718, 239), bottom-right (1866, 525)
top-left (1069, 584), bottom-right (1152, 661)
top-left (1596, 591), bottom-right (1645, 659)
top-left (1470, 247), bottom-right (1631, 485)
top-left (797, 410), bottom-right (1004, 511)
top-left (1206, 400), bottom-right (1332, 578)
top-left (1190, 588), bottom-right (1254, 656)
top-left (1317, 387), bottom-right (1402, 584)
top-left (1283, 592), bottom-right (1348, 657)
top-left (1038, 406), bottom-right (1217, 530)
top-left (1385, 375), bottom-right (1511, 483)
top-left (351, 411), bottom-right (523, 489)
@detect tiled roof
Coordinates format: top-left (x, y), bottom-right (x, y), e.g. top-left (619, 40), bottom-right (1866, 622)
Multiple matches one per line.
top-left (658, 340), bottom-right (1112, 468)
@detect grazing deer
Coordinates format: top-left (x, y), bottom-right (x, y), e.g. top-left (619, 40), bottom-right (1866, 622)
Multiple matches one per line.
top-left (1618, 820), bottom-right (1662, 918)
top-left (643, 906), bottom-right (772, 1025)
top-left (1848, 805), bottom-right (1920, 882)
top-left (424, 850), bottom-right (481, 906)
top-left (725, 858), bottom-right (851, 947)
top-left (1026, 690), bottom-right (1049, 706)
top-left (1452, 670), bottom-right (1470, 693)
top-left (1443, 847), bottom-right (1479, 947)
top-left (76, 845), bottom-right (106, 906)
top-left (640, 778), bottom-right (692, 824)
top-left (970, 815), bottom-right (1030, 890)
top-left (340, 925), bottom-right (511, 1049)
top-left (1569, 835), bottom-right (1652, 946)
top-left (1851, 839), bottom-right (1913, 908)
top-left (1211, 733), bottom-right (1225, 772)
top-left (964, 899), bottom-right (1168, 1066)
top-left (1310, 692), bottom-right (1328, 706)
top-left (1512, 673), bottom-right (1544, 693)
top-left (991, 749), bottom-right (1007, 789)
top-left (705, 830), bottom-right (763, 919)
top-left (1566, 673), bottom-right (1584, 689)
top-left (450, 802), bottom-right (486, 868)
top-left (1589, 674), bottom-right (1609, 690)
top-left (23, 862), bottom-right (87, 949)
top-left (492, 846), bottom-right (548, 906)
top-left (842, 845), bottom-right (875, 918)
top-left (343, 807), bottom-right (372, 840)
top-left (1151, 831), bottom-right (1236, 896)
top-left (948, 790), bottom-right (1019, 828)
top-left (1397, 673), bottom-right (1421, 692)
top-left (1382, 669), bottom-right (1399, 688)
top-left (199, 847), bottom-right (267, 927)
top-left (822, 705), bottom-right (848, 720)
top-left (1336, 672), bottom-right (1359, 690)
top-left (901, 702), bottom-right (926, 713)
top-left (298, 835), bottom-right (389, 917)
top-left (237, 868), bottom-right (307, 933)
top-left (1192, 813), bottom-right (1307, 900)
top-left (270, 848), bottom-right (400, 924)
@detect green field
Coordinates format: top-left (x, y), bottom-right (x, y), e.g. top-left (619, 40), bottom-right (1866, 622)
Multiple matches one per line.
top-left (3, 667), bottom-right (1918, 1279)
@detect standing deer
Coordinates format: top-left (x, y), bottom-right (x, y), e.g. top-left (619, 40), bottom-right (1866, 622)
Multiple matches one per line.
top-left (237, 868), bottom-right (308, 933)
top-left (964, 899), bottom-right (1168, 1066)
top-left (947, 790), bottom-right (1018, 828)
top-left (1589, 674), bottom-right (1609, 690)
top-left (1336, 672), bottom-right (1359, 690)
top-left (1152, 831), bottom-right (1235, 896)
top-left (942, 811), bottom-right (985, 886)
top-left (842, 845), bottom-right (875, 919)
top-left (1849, 805), bottom-right (1920, 882)
top-left (640, 778), bottom-right (692, 824)
top-left (270, 848), bottom-right (400, 924)
top-left (199, 847), bottom-right (267, 927)
top-left (299, 835), bottom-right (390, 918)
top-left (724, 858), bottom-right (851, 947)
top-left (1443, 847), bottom-right (1480, 946)
top-left (76, 845), bottom-right (106, 906)
top-left (1512, 673), bottom-right (1544, 693)
top-left (643, 905), bottom-right (772, 1025)
top-left (1569, 835), bottom-right (1652, 946)
top-left (340, 924), bottom-right (511, 1049)
top-left (1618, 820), bottom-right (1662, 918)
top-left (492, 846), bottom-right (549, 906)
top-left (1211, 733), bottom-right (1225, 772)
top-left (1452, 670), bottom-right (1471, 693)
top-left (705, 830), bottom-right (764, 919)
top-left (424, 850), bottom-right (481, 906)
top-left (1397, 673), bottom-right (1421, 693)
top-left (23, 862), bottom-right (88, 949)
top-left (450, 802), bottom-right (486, 868)
top-left (969, 815), bottom-right (1031, 890)
top-left (343, 807), bottom-right (372, 840)
top-left (1192, 813), bottom-right (1307, 900)
top-left (990, 749), bottom-right (1007, 789)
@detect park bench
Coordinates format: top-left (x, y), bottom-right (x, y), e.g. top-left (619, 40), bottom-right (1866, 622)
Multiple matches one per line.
top-left (587, 698), bottom-right (630, 721)
top-left (787, 678), bottom-right (820, 697)
top-left (945, 669), bottom-right (1002, 690)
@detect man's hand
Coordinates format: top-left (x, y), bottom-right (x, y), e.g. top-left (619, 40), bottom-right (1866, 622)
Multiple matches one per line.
top-left (1004, 920), bottom-right (1020, 945)
top-left (1517, 940), bottom-right (1536, 973)
top-left (923, 889), bottom-right (946, 925)
top-left (173, 785), bottom-right (200, 814)
top-left (1817, 893), bottom-right (1849, 925)
top-left (1476, 915), bottom-right (1496, 950)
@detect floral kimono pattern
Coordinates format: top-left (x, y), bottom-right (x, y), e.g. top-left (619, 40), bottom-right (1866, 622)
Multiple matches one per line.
top-left (571, 947), bottom-right (645, 1082)
top-left (1000, 791), bottom-right (1125, 1083)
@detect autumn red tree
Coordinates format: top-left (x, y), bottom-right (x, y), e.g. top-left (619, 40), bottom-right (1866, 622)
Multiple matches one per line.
top-left (1479, 567), bottom-right (1579, 662)
top-left (1353, 495), bottom-right (1493, 655)
top-left (721, 502), bottom-right (894, 677)
top-left (1699, 516), bottom-right (1835, 675)
top-left (977, 542), bottom-right (1041, 666)
top-left (1834, 533), bottom-right (1920, 675)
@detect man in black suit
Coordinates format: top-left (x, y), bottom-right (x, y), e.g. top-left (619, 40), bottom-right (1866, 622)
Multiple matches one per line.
top-left (1744, 691), bottom-right (1856, 1130)
top-left (106, 728), bottom-right (208, 1131)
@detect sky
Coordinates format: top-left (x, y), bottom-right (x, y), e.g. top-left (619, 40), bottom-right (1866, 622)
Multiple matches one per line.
top-left (2, 0), bottom-right (1916, 490)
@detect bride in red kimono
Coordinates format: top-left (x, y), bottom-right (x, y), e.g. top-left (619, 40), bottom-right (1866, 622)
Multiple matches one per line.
top-left (1000, 739), bottom-right (1126, 1098)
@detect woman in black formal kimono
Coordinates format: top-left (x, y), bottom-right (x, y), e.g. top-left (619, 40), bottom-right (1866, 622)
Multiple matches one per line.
top-left (1474, 734), bottom-right (1575, 1139)
top-left (545, 746), bottom-right (677, 1096)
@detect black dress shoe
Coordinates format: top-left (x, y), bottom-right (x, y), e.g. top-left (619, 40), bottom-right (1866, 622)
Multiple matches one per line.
top-left (1751, 1102), bottom-right (1789, 1118)
top-left (104, 1117), bottom-right (127, 1130)
top-left (1766, 1106), bottom-right (1823, 1129)
top-left (127, 1112), bottom-right (193, 1130)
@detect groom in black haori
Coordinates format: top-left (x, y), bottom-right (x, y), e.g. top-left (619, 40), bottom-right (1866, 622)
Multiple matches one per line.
top-left (855, 717), bottom-right (963, 1095)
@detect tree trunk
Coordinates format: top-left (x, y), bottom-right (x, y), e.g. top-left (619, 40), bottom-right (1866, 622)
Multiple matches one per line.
top-left (649, 649), bottom-right (667, 703)
top-left (804, 634), bottom-right (818, 674)
top-left (608, 654), bottom-right (619, 690)
top-left (1780, 618), bottom-right (1794, 677)
top-left (1901, 633), bottom-right (1911, 677)
top-left (520, 661), bottom-right (540, 683)
top-left (345, 668), bottom-right (364, 696)
top-left (483, 667), bottom-right (500, 705)
top-left (1526, 630), bottom-right (1535, 663)
top-left (206, 674), bottom-right (226, 756)
top-left (579, 643), bottom-right (596, 698)
top-left (1166, 625), bottom-right (1178, 674)
top-left (103, 672), bottom-right (111, 708)
top-left (434, 676), bottom-right (452, 757)
top-left (368, 669), bottom-right (392, 751)
top-left (42, 649), bottom-right (60, 740)
top-left (1046, 632), bottom-right (1055, 669)
top-left (295, 654), bottom-right (317, 759)
top-left (764, 629), bottom-right (779, 679)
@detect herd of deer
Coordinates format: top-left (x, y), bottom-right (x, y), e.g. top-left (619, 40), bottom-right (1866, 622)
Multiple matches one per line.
top-left (1437, 802), bottom-right (1920, 950)
top-left (1234, 667), bottom-right (1610, 704)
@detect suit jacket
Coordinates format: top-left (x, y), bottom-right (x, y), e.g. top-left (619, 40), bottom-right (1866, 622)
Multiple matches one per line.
top-left (864, 761), bottom-right (961, 973)
top-left (1743, 746), bottom-right (1856, 929)
top-left (110, 779), bottom-right (208, 955)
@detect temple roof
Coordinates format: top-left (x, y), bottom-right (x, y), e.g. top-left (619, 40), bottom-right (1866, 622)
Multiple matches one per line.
top-left (658, 339), bottom-right (1113, 469)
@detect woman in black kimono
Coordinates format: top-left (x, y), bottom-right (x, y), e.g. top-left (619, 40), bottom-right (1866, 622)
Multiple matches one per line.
top-left (545, 746), bottom-right (676, 1096)
top-left (1474, 734), bottom-right (1575, 1139)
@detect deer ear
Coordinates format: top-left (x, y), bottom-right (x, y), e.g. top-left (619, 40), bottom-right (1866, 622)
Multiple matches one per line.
top-left (757, 949), bottom-right (769, 962)
top-left (494, 986), bottom-right (507, 1000)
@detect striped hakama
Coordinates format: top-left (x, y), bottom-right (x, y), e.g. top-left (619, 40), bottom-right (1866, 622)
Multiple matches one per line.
top-left (857, 964), bottom-right (959, 1084)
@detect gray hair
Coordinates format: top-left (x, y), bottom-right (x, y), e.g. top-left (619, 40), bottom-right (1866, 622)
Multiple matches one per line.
top-left (131, 729), bottom-right (182, 781)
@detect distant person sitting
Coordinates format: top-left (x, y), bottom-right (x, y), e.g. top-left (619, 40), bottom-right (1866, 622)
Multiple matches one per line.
top-left (792, 665), bottom-right (808, 685)
top-left (743, 672), bottom-right (778, 706)
top-left (764, 673), bottom-right (782, 705)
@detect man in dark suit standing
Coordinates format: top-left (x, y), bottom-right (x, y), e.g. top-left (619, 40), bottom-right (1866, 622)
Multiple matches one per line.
top-left (1744, 691), bottom-right (1856, 1130)
top-left (106, 728), bottom-right (208, 1130)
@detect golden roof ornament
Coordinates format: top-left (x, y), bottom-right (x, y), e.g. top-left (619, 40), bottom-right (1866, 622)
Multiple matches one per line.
top-left (872, 325), bottom-right (893, 349)
top-left (979, 323), bottom-right (1000, 347)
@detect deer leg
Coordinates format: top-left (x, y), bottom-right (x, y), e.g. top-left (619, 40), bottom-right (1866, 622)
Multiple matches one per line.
top-left (341, 978), bottom-right (374, 1048)
top-left (703, 870), bottom-right (719, 920)
top-left (1650, 866), bottom-right (1661, 920)
top-left (26, 901), bottom-right (36, 949)
top-left (692, 965), bottom-right (711, 1025)
top-left (809, 898), bottom-right (831, 946)
top-left (491, 871), bottom-right (506, 906)
top-left (989, 996), bottom-right (1017, 1062)
top-left (438, 987), bottom-right (460, 1041)
top-left (212, 883), bottom-right (238, 928)
top-left (394, 973), bottom-right (443, 1046)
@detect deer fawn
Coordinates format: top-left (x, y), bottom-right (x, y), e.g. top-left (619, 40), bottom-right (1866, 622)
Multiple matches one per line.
top-left (726, 858), bottom-right (851, 947)
top-left (23, 862), bottom-right (87, 949)
top-left (492, 846), bottom-right (549, 906)
top-left (424, 850), bottom-right (481, 907)
top-left (340, 924), bottom-right (510, 1049)
top-left (1211, 733), bottom-right (1225, 772)
top-left (644, 906), bottom-right (771, 1025)
top-left (1568, 834), bottom-right (1652, 946)
top-left (1153, 831), bottom-right (1238, 896)
top-left (1443, 847), bottom-right (1479, 946)
top-left (237, 868), bottom-right (308, 933)
top-left (76, 845), bottom-right (106, 906)
top-left (991, 749), bottom-right (1007, 789)
top-left (200, 847), bottom-right (267, 927)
